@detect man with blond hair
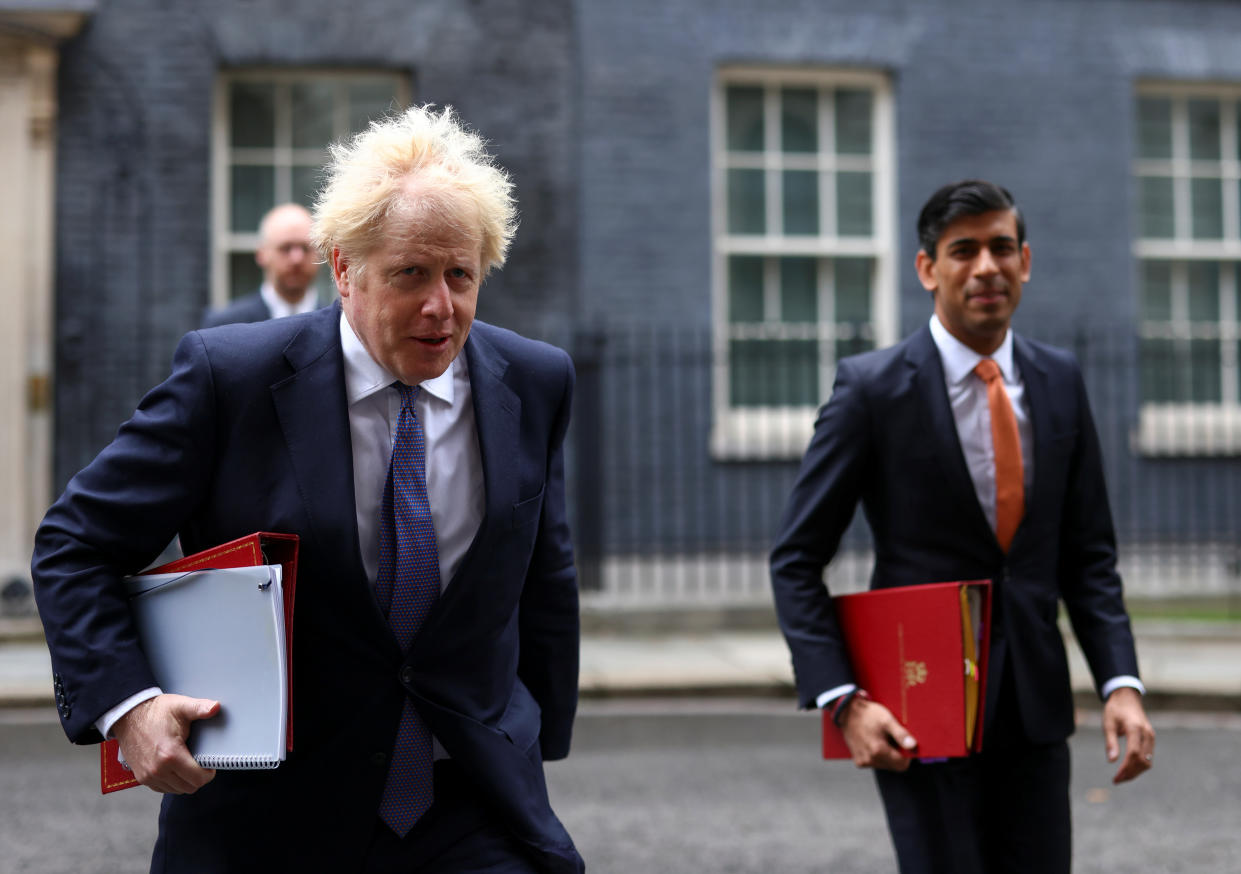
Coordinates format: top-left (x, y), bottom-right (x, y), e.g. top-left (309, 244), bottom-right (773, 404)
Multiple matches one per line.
top-left (32, 105), bottom-right (583, 874)
top-left (202, 202), bottom-right (325, 328)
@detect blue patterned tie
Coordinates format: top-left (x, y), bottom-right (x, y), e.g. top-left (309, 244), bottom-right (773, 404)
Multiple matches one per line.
top-left (375, 383), bottom-right (440, 837)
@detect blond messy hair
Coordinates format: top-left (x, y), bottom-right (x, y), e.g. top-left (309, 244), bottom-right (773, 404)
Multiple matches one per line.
top-left (312, 104), bottom-right (517, 276)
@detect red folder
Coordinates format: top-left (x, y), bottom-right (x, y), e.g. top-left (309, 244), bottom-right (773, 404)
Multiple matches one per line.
top-left (100, 532), bottom-right (298, 794)
top-left (822, 580), bottom-right (991, 760)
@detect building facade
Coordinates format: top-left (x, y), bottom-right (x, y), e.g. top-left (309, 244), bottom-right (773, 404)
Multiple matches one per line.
top-left (25, 0), bottom-right (1241, 606)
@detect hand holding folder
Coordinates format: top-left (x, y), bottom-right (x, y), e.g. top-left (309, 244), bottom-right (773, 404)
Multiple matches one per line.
top-left (822, 580), bottom-right (991, 762)
top-left (100, 532), bottom-right (298, 794)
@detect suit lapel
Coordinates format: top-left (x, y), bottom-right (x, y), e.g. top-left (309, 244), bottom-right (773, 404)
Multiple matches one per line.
top-left (1012, 334), bottom-right (1051, 547)
top-left (906, 326), bottom-right (995, 541)
top-left (462, 327), bottom-right (523, 542)
top-left (270, 303), bottom-right (369, 589)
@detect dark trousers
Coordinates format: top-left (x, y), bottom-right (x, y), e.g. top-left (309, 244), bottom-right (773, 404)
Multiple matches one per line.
top-left (362, 761), bottom-right (543, 874)
top-left (874, 676), bottom-right (1072, 874)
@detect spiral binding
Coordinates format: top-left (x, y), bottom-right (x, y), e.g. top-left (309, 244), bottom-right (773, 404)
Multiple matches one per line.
top-left (195, 755), bottom-right (280, 770)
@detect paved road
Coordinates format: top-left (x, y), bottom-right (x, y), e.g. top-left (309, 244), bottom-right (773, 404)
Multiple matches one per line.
top-left (2, 701), bottom-right (1238, 873)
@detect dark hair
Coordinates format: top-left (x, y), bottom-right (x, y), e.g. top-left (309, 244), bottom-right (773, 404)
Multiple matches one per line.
top-left (917, 179), bottom-right (1025, 259)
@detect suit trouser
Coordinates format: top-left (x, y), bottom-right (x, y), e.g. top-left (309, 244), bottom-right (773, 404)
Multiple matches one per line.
top-left (362, 761), bottom-right (543, 874)
top-left (874, 673), bottom-right (1072, 874)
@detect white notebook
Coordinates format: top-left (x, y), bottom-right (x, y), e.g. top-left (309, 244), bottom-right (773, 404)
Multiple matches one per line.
top-left (125, 565), bottom-right (288, 769)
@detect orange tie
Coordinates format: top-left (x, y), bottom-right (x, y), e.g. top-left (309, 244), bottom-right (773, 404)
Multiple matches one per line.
top-left (974, 358), bottom-right (1024, 552)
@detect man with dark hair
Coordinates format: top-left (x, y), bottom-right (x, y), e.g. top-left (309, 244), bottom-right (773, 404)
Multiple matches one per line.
top-left (771, 179), bottom-right (1154, 873)
top-left (916, 179), bottom-right (1027, 261)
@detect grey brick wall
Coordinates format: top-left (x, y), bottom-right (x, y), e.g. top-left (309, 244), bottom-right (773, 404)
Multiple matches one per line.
top-left (53, 0), bottom-right (576, 485)
top-left (50, 0), bottom-right (1241, 560)
top-left (572, 0), bottom-right (1241, 556)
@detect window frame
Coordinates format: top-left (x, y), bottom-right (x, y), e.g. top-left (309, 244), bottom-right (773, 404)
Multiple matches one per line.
top-left (210, 68), bottom-right (411, 308)
top-left (1133, 81), bottom-right (1241, 456)
top-left (709, 66), bottom-right (897, 460)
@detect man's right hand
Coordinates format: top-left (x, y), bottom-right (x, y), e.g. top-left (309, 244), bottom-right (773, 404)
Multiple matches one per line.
top-left (111, 694), bottom-right (221, 794)
top-left (839, 696), bottom-right (918, 771)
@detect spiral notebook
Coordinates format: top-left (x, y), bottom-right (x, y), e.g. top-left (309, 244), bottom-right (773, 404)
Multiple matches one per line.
top-left (123, 565), bottom-right (288, 770)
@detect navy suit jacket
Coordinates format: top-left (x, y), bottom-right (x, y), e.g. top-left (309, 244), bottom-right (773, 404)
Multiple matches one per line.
top-left (200, 289), bottom-right (272, 328)
top-left (200, 288), bottom-right (335, 329)
top-left (32, 303), bottom-right (583, 873)
top-left (770, 324), bottom-right (1139, 745)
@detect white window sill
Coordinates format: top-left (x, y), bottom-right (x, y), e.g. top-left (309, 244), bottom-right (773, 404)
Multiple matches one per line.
top-left (1133, 404), bottom-right (1241, 456)
top-left (710, 406), bottom-right (817, 461)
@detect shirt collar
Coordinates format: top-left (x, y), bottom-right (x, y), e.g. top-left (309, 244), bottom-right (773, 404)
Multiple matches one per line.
top-left (339, 311), bottom-right (457, 406)
top-left (261, 281), bottom-right (319, 319)
top-left (928, 314), bottom-right (1017, 386)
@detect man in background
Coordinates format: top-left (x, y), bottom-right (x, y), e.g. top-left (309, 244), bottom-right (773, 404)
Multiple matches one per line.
top-left (770, 179), bottom-right (1155, 874)
top-left (202, 202), bottom-right (324, 327)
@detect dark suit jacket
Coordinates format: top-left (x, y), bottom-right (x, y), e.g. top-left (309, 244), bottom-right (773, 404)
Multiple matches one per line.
top-left (770, 323), bottom-right (1139, 745)
top-left (200, 289), bottom-right (272, 328)
top-left (32, 303), bottom-right (583, 873)
top-left (200, 288), bottom-right (335, 329)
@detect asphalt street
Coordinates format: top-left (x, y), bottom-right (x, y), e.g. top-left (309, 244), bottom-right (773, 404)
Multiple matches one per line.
top-left (2, 700), bottom-right (1238, 874)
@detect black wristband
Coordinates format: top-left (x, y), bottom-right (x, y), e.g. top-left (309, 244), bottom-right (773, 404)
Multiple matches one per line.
top-left (830, 688), bottom-right (870, 727)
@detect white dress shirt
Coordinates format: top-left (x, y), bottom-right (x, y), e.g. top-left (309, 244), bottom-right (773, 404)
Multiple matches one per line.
top-left (260, 281), bottom-right (322, 320)
top-left (340, 311), bottom-right (484, 589)
top-left (816, 316), bottom-right (1142, 709)
top-left (97, 312), bottom-right (485, 739)
top-left (928, 314), bottom-right (1034, 527)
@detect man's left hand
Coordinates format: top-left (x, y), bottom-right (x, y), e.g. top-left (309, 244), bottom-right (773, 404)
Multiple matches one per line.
top-left (1102, 686), bottom-right (1155, 784)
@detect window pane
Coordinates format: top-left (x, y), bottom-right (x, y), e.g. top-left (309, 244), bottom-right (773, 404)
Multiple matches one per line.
top-left (231, 82), bottom-right (275, 148)
top-left (291, 81), bottom-right (335, 150)
top-left (1137, 97), bottom-right (1172, 160)
top-left (836, 335), bottom-right (875, 361)
top-left (1139, 338), bottom-right (1177, 403)
top-left (1237, 341), bottom-right (1241, 403)
top-left (1191, 177), bottom-right (1223, 239)
top-left (1188, 261), bottom-right (1220, 321)
top-left (229, 251), bottom-right (263, 300)
top-left (728, 256), bottom-right (764, 323)
top-left (729, 339), bottom-right (818, 406)
top-left (1188, 99), bottom-right (1221, 161)
top-left (781, 88), bottom-right (817, 153)
top-left (837, 171), bottom-right (872, 236)
top-left (1190, 339), bottom-right (1222, 402)
top-left (349, 80), bottom-right (399, 134)
top-left (1235, 265), bottom-right (1241, 328)
top-left (783, 170), bottom-right (819, 235)
top-left (1140, 261), bottom-right (1173, 322)
top-left (726, 86), bottom-right (764, 151)
top-left (780, 257), bottom-right (817, 323)
top-left (1138, 177), bottom-right (1174, 238)
top-left (835, 89), bottom-right (872, 155)
top-left (231, 165), bottom-right (275, 232)
top-left (292, 165), bottom-right (323, 211)
top-left (835, 258), bottom-right (872, 323)
top-left (728, 169), bottom-right (766, 234)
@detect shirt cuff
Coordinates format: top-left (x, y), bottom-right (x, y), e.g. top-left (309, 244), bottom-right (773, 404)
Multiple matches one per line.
top-left (815, 683), bottom-right (858, 710)
top-left (95, 687), bottom-right (163, 739)
top-left (1101, 675), bottom-right (1145, 700)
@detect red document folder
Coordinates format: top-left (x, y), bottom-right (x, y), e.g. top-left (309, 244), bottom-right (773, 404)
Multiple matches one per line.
top-left (100, 532), bottom-right (298, 794)
top-left (822, 580), bottom-right (991, 761)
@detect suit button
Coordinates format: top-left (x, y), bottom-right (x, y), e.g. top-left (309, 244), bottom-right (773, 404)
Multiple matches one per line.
top-left (399, 666), bottom-right (414, 686)
top-left (371, 751), bottom-right (387, 766)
